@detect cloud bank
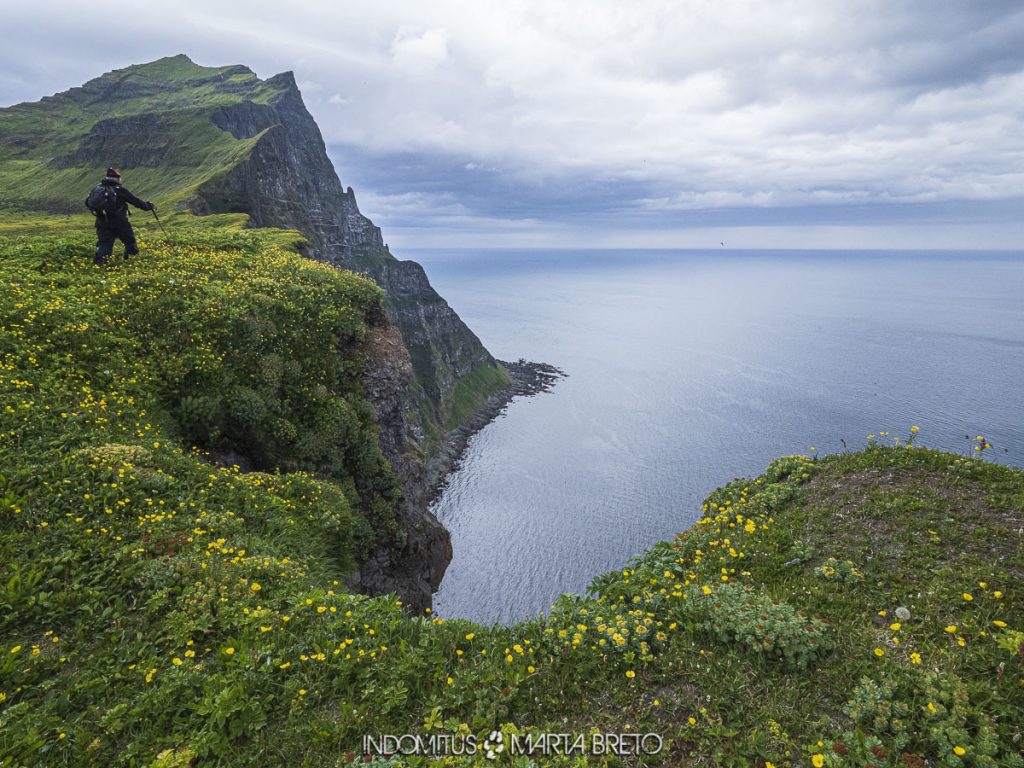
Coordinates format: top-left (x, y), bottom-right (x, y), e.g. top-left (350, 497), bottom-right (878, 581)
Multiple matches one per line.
top-left (3, 1), bottom-right (1023, 248)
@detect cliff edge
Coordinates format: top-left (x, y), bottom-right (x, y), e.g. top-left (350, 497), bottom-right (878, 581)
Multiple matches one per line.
top-left (0, 54), bottom-right (511, 609)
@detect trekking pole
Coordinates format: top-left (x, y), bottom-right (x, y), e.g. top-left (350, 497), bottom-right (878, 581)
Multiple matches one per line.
top-left (151, 207), bottom-right (167, 235)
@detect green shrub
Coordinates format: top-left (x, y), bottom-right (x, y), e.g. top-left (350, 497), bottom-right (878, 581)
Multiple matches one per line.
top-left (839, 670), bottom-right (1006, 767)
top-left (693, 583), bottom-right (834, 671)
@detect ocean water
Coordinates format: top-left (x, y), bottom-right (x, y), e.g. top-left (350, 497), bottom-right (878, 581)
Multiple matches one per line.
top-left (405, 249), bottom-right (1024, 625)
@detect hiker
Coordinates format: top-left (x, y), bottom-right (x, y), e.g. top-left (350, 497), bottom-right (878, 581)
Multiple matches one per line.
top-left (85, 167), bottom-right (155, 266)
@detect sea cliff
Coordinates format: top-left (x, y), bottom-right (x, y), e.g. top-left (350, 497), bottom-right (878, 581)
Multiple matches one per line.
top-left (0, 54), bottom-right (515, 610)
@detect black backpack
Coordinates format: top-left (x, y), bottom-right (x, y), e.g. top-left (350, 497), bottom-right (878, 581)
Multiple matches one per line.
top-left (85, 184), bottom-right (119, 218)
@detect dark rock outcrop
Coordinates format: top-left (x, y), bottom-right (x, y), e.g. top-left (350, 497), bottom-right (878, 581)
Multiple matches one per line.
top-left (353, 323), bottom-right (452, 610)
top-left (179, 60), bottom-right (507, 607)
top-left (52, 113), bottom-right (175, 169)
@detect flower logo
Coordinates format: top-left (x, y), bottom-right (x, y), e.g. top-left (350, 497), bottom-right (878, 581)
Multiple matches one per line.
top-left (482, 730), bottom-right (505, 759)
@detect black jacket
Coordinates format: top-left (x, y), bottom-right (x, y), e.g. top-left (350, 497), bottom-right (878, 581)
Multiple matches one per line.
top-left (94, 179), bottom-right (151, 222)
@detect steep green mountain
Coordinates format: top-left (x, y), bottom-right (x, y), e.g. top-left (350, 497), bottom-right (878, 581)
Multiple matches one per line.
top-left (0, 55), bottom-right (510, 606)
top-left (0, 56), bottom-right (283, 213)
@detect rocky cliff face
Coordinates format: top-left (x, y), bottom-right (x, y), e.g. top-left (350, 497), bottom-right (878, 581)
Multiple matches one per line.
top-left (179, 62), bottom-right (509, 607)
top-left (0, 55), bottom-right (509, 609)
top-left (354, 322), bottom-right (452, 609)
top-left (188, 67), bottom-right (507, 445)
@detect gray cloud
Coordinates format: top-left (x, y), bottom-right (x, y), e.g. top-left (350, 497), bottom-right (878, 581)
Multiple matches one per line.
top-left (2, 1), bottom-right (1023, 247)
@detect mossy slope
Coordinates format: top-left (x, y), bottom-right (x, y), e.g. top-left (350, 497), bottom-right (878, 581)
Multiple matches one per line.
top-left (1, 231), bottom-right (1020, 767)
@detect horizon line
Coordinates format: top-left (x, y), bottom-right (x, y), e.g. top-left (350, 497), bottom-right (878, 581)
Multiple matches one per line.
top-left (392, 245), bottom-right (1024, 254)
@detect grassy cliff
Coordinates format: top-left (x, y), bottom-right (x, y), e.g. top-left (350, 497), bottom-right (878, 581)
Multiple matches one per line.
top-left (1, 225), bottom-right (1022, 767)
top-left (0, 55), bottom-right (510, 465)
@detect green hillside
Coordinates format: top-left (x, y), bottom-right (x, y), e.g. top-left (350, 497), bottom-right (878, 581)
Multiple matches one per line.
top-left (0, 55), bottom-right (282, 214)
top-left (1, 225), bottom-right (1022, 767)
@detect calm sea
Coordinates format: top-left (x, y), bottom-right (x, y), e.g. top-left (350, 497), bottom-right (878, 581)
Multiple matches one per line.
top-left (405, 249), bottom-right (1024, 625)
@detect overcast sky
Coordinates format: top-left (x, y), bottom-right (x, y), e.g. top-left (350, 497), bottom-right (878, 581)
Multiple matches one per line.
top-left (3, 1), bottom-right (1023, 249)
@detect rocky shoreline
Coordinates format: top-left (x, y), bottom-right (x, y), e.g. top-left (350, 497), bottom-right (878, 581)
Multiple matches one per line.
top-left (426, 359), bottom-right (566, 503)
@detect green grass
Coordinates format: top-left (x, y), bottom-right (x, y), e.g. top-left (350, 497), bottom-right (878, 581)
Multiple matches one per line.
top-left (0, 211), bottom-right (303, 248)
top-left (444, 362), bottom-right (510, 432)
top-left (1, 223), bottom-right (1022, 767)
